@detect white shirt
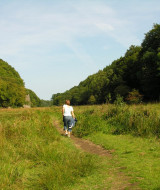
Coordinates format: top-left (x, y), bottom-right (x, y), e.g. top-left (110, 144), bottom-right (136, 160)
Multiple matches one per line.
top-left (63, 104), bottom-right (73, 116)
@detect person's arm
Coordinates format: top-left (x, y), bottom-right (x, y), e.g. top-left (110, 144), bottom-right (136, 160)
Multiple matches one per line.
top-left (71, 106), bottom-right (75, 118)
top-left (71, 111), bottom-right (75, 119)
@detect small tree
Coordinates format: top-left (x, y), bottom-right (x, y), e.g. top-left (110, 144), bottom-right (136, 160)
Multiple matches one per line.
top-left (114, 94), bottom-right (124, 106)
top-left (126, 89), bottom-right (143, 104)
top-left (88, 95), bottom-right (96, 105)
top-left (105, 93), bottom-right (112, 104)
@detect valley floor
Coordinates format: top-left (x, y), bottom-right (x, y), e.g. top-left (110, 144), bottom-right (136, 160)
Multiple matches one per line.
top-left (0, 106), bottom-right (160, 189)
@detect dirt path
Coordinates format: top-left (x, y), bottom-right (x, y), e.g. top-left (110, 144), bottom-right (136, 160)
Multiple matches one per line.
top-left (53, 119), bottom-right (140, 190)
top-left (53, 120), bottom-right (112, 157)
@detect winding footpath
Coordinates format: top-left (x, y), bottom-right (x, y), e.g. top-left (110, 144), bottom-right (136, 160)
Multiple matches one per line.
top-left (53, 119), bottom-right (140, 190)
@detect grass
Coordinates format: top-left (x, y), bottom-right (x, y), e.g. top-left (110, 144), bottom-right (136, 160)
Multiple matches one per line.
top-left (1, 104), bottom-right (160, 189)
top-left (0, 108), bottom-right (97, 189)
top-left (86, 133), bottom-right (160, 189)
top-left (51, 104), bottom-right (160, 189)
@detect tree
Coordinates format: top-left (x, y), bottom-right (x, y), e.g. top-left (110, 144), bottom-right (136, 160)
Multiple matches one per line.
top-left (105, 93), bottom-right (112, 104)
top-left (88, 95), bottom-right (96, 105)
top-left (40, 99), bottom-right (52, 107)
top-left (0, 59), bottom-right (25, 107)
top-left (140, 24), bottom-right (160, 100)
top-left (114, 85), bottom-right (130, 98)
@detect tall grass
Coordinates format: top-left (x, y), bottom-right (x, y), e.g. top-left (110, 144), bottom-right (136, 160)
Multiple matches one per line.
top-left (50, 104), bottom-right (160, 189)
top-left (0, 108), bottom-right (96, 189)
top-left (65, 104), bottom-right (160, 138)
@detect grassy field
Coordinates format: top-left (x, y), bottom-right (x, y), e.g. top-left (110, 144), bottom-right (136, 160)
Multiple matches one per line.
top-left (1, 104), bottom-right (160, 189)
top-left (0, 108), bottom-right (99, 189)
top-left (52, 103), bottom-right (160, 190)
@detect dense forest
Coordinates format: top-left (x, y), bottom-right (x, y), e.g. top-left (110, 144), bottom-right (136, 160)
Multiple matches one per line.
top-left (0, 59), bottom-right (26, 107)
top-left (52, 24), bottom-right (160, 105)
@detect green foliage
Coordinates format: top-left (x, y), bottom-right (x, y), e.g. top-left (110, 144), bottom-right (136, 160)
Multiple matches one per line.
top-left (126, 89), bottom-right (143, 104)
top-left (141, 24), bottom-right (160, 52)
top-left (70, 104), bottom-right (160, 138)
top-left (140, 24), bottom-right (160, 100)
top-left (105, 93), bottom-right (112, 104)
top-left (88, 95), bottom-right (96, 105)
top-left (26, 89), bottom-right (41, 107)
top-left (40, 99), bottom-right (52, 107)
top-left (0, 59), bottom-right (25, 107)
top-left (114, 85), bottom-right (130, 98)
top-left (114, 94), bottom-right (125, 106)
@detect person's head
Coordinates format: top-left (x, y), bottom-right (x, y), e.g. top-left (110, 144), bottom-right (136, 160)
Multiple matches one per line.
top-left (65, 99), bottom-right (70, 105)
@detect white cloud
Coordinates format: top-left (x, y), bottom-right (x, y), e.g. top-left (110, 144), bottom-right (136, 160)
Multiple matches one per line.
top-left (0, 1), bottom-right (140, 58)
top-left (95, 23), bottom-right (114, 32)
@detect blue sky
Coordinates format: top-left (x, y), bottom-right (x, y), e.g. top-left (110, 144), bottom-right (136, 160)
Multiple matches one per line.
top-left (0, 0), bottom-right (160, 100)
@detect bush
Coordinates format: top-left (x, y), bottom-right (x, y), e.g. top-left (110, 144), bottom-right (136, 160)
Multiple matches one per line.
top-left (88, 95), bottom-right (96, 105)
top-left (114, 94), bottom-right (125, 106)
top-left (126, 89), bottom-right (143, 104)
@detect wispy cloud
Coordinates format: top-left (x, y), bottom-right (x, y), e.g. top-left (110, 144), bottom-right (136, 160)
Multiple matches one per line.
top-left (0, 1), bottom-right (139, 57)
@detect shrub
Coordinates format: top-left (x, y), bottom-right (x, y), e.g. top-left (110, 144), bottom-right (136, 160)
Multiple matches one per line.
top-left (126, 89), bottom-right (143, 104)
top-left (114, 94), bottom-right (125, 106)
top-left (88, 95), bottom-right (96, 105)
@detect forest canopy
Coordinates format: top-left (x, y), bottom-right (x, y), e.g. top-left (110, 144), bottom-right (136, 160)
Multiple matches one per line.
top-left (0, 59), bottom-right (26, 107)
top-left (52, 24), bottom-right (160, 105)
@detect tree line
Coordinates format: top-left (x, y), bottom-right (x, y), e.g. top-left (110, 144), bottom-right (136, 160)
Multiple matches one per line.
top-left (0, 59), bottom-right (51, 108)
top-left (52, 24), bottom-right (160, 105)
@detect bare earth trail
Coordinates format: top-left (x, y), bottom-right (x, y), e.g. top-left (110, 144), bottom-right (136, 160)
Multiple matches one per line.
top-left (53, 119), bottom-right (140, 190)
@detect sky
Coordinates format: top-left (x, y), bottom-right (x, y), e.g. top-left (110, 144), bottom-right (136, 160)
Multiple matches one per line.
top-left (0, 0), bottom-right (160, 100)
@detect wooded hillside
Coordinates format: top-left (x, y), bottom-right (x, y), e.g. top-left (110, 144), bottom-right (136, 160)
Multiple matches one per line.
top-left (0, 59), bottom-right (26, 107)
top-left (52, 24), bottom-right (160, 105)
top-left (26, 89), bottom-right (41, 107)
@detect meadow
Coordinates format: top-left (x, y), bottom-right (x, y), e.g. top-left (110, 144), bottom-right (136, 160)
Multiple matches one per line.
top-left (52, 103), bottom-right (160, 190)
top-left (0, 104), bottom-right (160, 189)
top-left (0, 108), bottom-right (97, 189)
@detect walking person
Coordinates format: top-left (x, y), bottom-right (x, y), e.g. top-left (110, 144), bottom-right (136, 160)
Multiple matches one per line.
top-left (62, 100), bottom-right (75, 137)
